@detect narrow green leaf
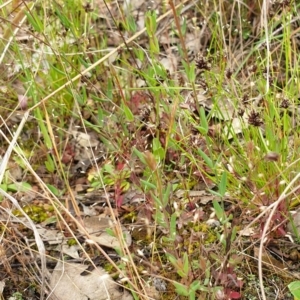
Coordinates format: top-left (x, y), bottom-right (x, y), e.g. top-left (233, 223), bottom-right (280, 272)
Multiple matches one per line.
top-left (231, 226), bottom-right (238, 242)
top-left (197, 149), bottom-right (214, 169)
top-left (140, 179), bottom-right (156, 190)
top-left (126, 15), bottom-right (137, 32)
top-left (208, 189), bottom-right (222, 198)
top-left (8, 182), bottom-right (31, 192)
top-left (25, 10), bottom-right (44, 32)
top-left (183, 252), bottom-right (189, 278)
top-left (97, 108), bottom-right (104, 127)
top-left (123, 104), bottom-right (134, 122)
top-left (218, 172), bottom-right (227, 197)
top-left (133, 147), bottom-right (146, 165)
top-left (197, 126), bottom-right (207, 135)
top-left (152, 138), bottom-right (161, 152)
top-left (169, 213), bottom-right (177, 241)
top-left (190, 280), bottom-right (201, 292)
top-left (162, 183), bottom-right (172, 207)
top-left (181, 17), bottom-right (187, 35)
top-left (199, 107), bottom-right (208, 133)
top-left (34, 108), bottom-right (52, 149)
top-left (212, 200), bottom-right (225, 222)
top-left (55, 7), bottom-right (71, 29)
top-left (173, 282), bottom-right (189, 296)
top-left (166, 253), bottom-right (179, 268)
top-left (46, 184), bottom-right (60, 196)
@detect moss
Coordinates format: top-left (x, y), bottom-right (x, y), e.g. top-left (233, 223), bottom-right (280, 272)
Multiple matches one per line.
top-left (67, 238), bottom-right (78, 246)
top-left (188, 222), bottom-right (218, 244)
top-left (103, 263), bottom-right (115, 274)
top-left (13, 204), bottom-right (54, 223)
top-left (205, 231), bottom-right (218, 244)
top-left (191, 223), bottom-right (209, 232)
top-left (122, 211), bottom-right (137, 223)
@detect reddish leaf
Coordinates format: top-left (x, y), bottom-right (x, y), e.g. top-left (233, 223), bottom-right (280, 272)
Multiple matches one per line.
top-left (228, 290), bottom-right (241, 299)
top-left (116, 161), bottom-right (125, 171)
top-left (115, 193), bottom-right (124, 208)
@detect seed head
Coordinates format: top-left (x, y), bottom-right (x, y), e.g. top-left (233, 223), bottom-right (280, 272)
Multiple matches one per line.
top-left (248, 110), bottom-right (263, 127)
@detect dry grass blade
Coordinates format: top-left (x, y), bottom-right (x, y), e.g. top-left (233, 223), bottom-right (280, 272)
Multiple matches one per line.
top-left (258, 173), bottom-right (300, 300)
top-left (0, 2), bottom-right (35, 65)
top-left (0, 111), bottom-right (46, 300)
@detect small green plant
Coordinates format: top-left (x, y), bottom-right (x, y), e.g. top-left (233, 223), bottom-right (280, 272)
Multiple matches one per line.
top-left (88, 162), bottom-right (131, 207)
top-left (88, 162), bottom-right (130, 191)
top-left (0, 162), bottom-right (31, 199)
top-left (166, 252), bottom-right (221, 299)
top-left (9, 292), bottom-right (24, 300)
top-left (145, 11), bottom-right (159, 55)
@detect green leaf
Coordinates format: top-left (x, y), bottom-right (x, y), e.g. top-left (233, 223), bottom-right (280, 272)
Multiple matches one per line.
top-left (35, 109), bottom-right (52, 150)
top-left (133, 47), bottom-right (144, 61)
top-left (45, 155), bottom-right (55, 173)
top-left (231, 226), bottom-right (238, 242)
top-left (199, 107), bottom-right (208, 133)
top-left (97, 108), bottom-right (104, 127)
top-left (55, 7), bottom-right (72, 29)
top-left (173, 282), bottom-right (189, 296)
top-left (218, 172), bottom-right (227, 197)
top-left (8, 182), bottom-right (31, 192)
top-left (25, 9), bottom-right (44, 32)
top-left (125, 15), bottom-right (137, 32)
top-left (162, 183), bottom-right (172, 207)
top-left (120, 181), bottom-right (130, 192)
top-left (103, 164), bottom-right (115, 175)
top-left (145, 11), bottom-right (157, 34)
top-left (46, 184), bottom-right (60, 196)
top-left (166, 253), bottom-right (179, 268)
top-left (183, 252), bottom-right (189, 278)
top-left (74, 90), bottom-right (86, 105)
top-left (212, 200), bottom-right (225, 222)
top-left (122, 103), bottom-right (134, 122)
top-left (133, 147), bottom-right (147, 165)
top-left (208, 189), bottom-right (222, 198)
top-left (0, 184), bottom-right (8, 192)
top-left (152, 138), bottom-right (164, 160)
top-left (190, 280), bottom-right (201, 292)
top-left (182, 61), bottom-right (196, 83)
top-left (145, 11), bottom-right (159, 54)
top-left (104, 176), bottom-right (115, 186)
top-left (105, 228), bottom-right (115, 237)
top-left (169, 213), bottom-right (177, 242)
top-left (154, 209), bottom-right (167, 228)
top-left (140, 179), bottom-right (156, 190)
top-left (181, 17), bottom-right (187, 35)
top-left (288, 281), bottom-right (300, 299)
top-left (197, 149), bottom-right (214, 169)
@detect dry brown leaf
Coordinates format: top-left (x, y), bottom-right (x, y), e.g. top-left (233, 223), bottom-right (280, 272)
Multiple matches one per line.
top-left (253, 246), bottom-right (286, 270)
top-left (49, 261), bottom-right (133, 300)
top-left (37, 227), bottom-right (64, 245)
top-left (79, 216), bottom-right (132, 248)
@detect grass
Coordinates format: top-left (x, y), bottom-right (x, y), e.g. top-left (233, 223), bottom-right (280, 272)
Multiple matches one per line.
top-left (0, 0), bottom-right (300, 299)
